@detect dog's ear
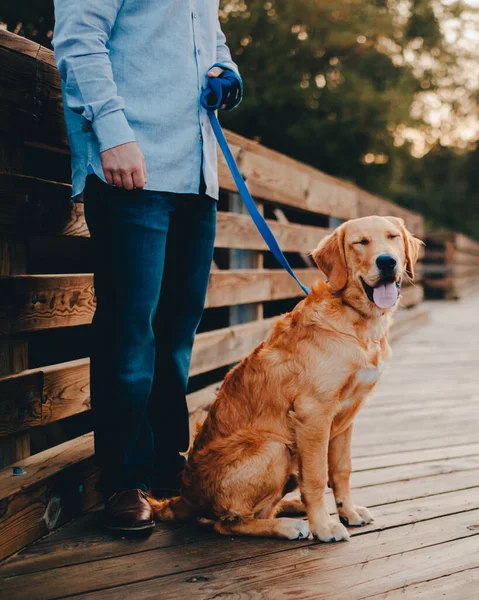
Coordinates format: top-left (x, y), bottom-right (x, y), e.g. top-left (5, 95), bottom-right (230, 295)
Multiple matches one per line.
top-left (311, 226), bottom-right (348, 292)
top-left (385, 217), bottom-right (423, 280)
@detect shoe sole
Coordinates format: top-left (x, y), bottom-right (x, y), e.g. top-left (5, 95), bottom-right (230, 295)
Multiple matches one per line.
top-left (104, 522), bottom-right (155, 532)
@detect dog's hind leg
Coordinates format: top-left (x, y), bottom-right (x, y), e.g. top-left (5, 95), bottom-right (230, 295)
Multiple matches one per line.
top-left (214, 517), bottom-right (310, 540)
top-left (274, 497), bottom-right (306, 516)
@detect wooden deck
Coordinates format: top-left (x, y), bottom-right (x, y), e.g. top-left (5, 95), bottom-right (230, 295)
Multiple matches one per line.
top-left (1, 296), bottom-right (479, 599)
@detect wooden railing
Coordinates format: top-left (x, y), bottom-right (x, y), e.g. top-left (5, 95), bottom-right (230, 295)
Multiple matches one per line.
top-left (0, 30), bottom-right (427, 560)
top-left (423, 231), bottom-right (479, 300)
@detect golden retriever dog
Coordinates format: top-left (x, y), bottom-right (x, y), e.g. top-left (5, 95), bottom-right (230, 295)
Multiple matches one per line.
top-left (149, 216), bottom-right (422, 542)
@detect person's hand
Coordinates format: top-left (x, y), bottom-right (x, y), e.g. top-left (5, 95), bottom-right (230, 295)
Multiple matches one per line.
top-left (100, 141), bottom-right (147, 190)
top-left (207, 66), bottom-right (227, 109)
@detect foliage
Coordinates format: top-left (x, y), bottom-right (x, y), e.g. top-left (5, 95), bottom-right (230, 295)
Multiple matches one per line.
top-left (2, 0), bottom-right (479, 238)
top-left (218, 0), bottom-right (479, 238)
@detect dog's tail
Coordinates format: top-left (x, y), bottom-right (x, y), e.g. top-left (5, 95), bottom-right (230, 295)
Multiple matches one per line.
top-left (147, 495), bottom-right (194, 522)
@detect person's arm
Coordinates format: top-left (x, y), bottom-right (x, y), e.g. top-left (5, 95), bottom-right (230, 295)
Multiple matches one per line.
top-left (53, 0), bottom-right (146, 189)
top-left (207, 18), bottom-right (243, 110)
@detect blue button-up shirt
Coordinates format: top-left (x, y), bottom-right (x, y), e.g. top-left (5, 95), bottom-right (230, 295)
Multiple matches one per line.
top-left (52, 1), bottom-right (242, 199)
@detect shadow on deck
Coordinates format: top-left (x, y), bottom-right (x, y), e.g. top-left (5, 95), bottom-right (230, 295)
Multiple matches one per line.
top-left (1, 296), bottom-right (479, 600)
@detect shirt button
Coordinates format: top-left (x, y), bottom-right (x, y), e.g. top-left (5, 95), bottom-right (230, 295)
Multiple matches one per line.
top-left (194, 12), bottom-right (198, 19)
top-left (197, 49), bottom-right (201, 55)
top-left (199, 134), bottom-right (203, 141)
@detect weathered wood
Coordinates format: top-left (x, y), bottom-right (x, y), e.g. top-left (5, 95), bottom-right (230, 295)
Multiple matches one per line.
top-left (273, 207), bottom-right (316, 267)
top-left (0, 432), bottom-right (100, 561)
top-left (399, 283), bottom-right (423, 308)
top-left (0, 173), bottom-right (83, 237)
top-left (2, 468), bottom-right (478, 584)
top-left (190, 316), bottom-right (279, 376)
top-left (0, 369), bottom-right (43, 436)
top-left (0, 272), bottom-right (316, 335)
top-left (454, 232), bottom-right (479, 256)
top-left (353, 441), bottom-right (479, 471)
top-left (0, 178), bottom-right (331, 250)
top-left (425, 230), bottom-right (479, 299)
top-left (0, 30), bottom-right (56, 67)
top-left (227, 192), bottom-right (264, 324)
top-left (375, 567), bottom-right (479, 599)
top-left (206, 269), bottom-right (317, 308)
top-left (0, 272), bottom-right (425, 336)
top-left (126, 530), bottom-right (479, 600)
top-left (0, 274), bottom-right (96, 335)
top-left (0, 303), bottom-right (429, 436)
top-left (2, 499), bottom-right (479, 599)
top-left (0, 229), bottom-right (30, 466)
top-left (216, 211), bottom-right (328, 252)
top-left (0, 295), bottom-right (476, 580)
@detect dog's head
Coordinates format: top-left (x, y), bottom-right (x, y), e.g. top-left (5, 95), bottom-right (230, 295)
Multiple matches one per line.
top-left (311, 216), bottom-right (423, 312)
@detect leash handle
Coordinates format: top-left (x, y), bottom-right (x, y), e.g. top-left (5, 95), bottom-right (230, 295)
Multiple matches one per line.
top-left (200, 88), bottom-right (311, 296)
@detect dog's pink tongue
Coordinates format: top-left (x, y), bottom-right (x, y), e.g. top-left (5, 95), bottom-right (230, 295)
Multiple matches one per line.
top-left (373, 282), bottom-right (398, 309)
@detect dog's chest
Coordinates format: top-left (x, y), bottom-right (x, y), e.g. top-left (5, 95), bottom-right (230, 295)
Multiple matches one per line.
top-left (354, 362), bottom-right (385, 386)
top-left (339, 361), bottom-right (385, 411)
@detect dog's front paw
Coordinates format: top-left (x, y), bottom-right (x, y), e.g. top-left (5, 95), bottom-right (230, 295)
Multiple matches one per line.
top-left (310, 519), bottom-right (350, 543)
top-left (276, 518), bottom-right (311, 540)
top-left (339, 505), bottom-right (374, 527)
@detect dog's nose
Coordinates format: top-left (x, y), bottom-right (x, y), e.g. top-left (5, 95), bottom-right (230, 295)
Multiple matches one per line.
top-left (376, 255), bottom-right (397, 271)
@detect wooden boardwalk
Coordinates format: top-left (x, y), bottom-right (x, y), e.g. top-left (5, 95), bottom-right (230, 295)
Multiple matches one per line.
top-left (1, 296), bottom-right (479, 599)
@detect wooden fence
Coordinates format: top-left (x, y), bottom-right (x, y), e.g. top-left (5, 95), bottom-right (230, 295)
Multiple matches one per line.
top-left (0, 30), bottom-right (427, 561)
top-left (423, 231), bottom-right (479, 300)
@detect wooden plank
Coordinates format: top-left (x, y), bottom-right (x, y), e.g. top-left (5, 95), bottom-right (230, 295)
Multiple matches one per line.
top-left (2, 478), bottom-right (479, 593)
top-left (0, 180), bottom-right (330, 249)
top-left (19, 492), bottom-right (479, 600)
top-left (186, 382), bottom-right (221, 413)
top-left (0, 316), bottom-right (281, 436)
top-left (0, 299), bottom-right (428, 435)
top-left (1, 449), bottom-right (478, 575)
top-left (273, 207), bottom-right (316, 267)
top-left (0, 432), bottom-right (100, 561)
top-left (133, 534), bottom-right (479, 600)
top-left (190, 316), bottom-right (278, 376)
top-left (353, 441), bottom-right (479, 471)
top-left (206, 269), bottom-right (316, 308)
top-left (216, 211), bottom-right (329, 252)
top-left (0, 230), bottom-right (30, 466)
top-left (1, 271), bottom-right (426, 336)
top-left (454, 232), bottom-right (479, 256)
top-left (374, 567), bottom-right (479, 599)
top-left (452, 249), bottom-right (479, 265)
top-left (221, 130), bottom-right (359, 219)
top-left (0, 173), bottom-right (83, 237)
top-left (399, 284), bottom-right (423, 307)
top-left (0, 272), bottom-right (312, 335)
top-left (0, 30), bottom-right (56, 67)
top-left (388, 303), bottom-right (429, 342)
top-left (0, 274), bottom-right (96, 335)
top-left (227, 192), bottom-right (263, 323)
top-left (0, 369), bottom-right (42, 436)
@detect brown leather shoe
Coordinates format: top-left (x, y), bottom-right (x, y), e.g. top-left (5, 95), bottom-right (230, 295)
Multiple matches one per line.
top-left (104, 489), bottom-right (155, 532)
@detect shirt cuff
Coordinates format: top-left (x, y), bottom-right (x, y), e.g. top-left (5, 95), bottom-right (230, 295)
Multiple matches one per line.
top-left (92, 109), bottom-right (136, 153)
top-left (210, 63), bottom-right (243, 110)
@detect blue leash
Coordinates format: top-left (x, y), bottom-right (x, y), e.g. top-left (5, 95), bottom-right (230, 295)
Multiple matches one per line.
top-left (200, 82), bottom-right (311, 296)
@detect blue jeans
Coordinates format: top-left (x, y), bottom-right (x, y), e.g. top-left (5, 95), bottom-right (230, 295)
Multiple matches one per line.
top-left (84, 175), bottom-right (216, 496)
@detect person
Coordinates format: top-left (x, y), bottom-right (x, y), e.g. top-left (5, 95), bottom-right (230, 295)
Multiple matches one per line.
top-left (53, 1), bottom-right (242, 532)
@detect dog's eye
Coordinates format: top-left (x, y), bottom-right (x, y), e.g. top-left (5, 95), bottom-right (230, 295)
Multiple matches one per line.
top-left (355, 239), bottom-right (370, 246)
top-left (388, 234), bottom-right (400, 240)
